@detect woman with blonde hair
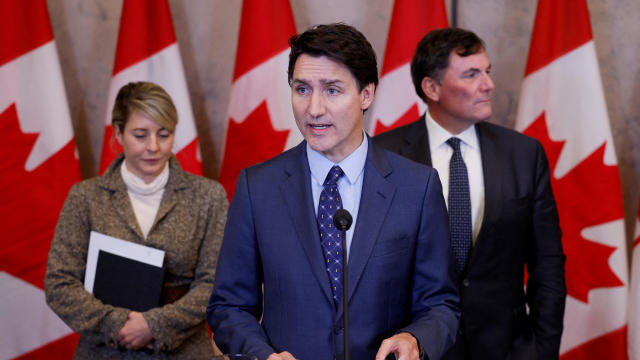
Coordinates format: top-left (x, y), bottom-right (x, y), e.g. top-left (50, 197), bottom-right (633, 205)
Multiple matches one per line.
top-left (45, 81), bottom-right (227, 358)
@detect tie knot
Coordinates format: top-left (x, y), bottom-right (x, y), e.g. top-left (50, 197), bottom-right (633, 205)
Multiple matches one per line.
top-left (324, 166), bottom-right (344, 186)
top-left (447, 137), bottom-right (462, 152)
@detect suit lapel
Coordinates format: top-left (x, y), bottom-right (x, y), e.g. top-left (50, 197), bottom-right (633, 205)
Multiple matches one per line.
top-left (338, 140), bottom-right (396, 317)
top-left (422, 122), bottom-right (503, 274)
top-left (280, 144), bottom-right (334, 305)
top-left (153, 158), bottom-right (188, 230)
top-left (472, 123), bottom-right (502, 263)
top-left (111, 189), bottom-right (144, 238)
top-left (99, 157), bottom-right (144, 239)
top-left (401, 114), bottom-right (432, 166)
top-left (405, 121), bottom-right (504, 273)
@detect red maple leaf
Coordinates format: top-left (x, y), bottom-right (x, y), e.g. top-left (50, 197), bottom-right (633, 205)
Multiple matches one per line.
top-left (0, 104), bottom-right (81, 289)
top-left (524, 112), bottom-right (624, 303)
top-left (373, 103), bottom-right (420, 135)
top-left (219, 101), bottom-right (289, 199)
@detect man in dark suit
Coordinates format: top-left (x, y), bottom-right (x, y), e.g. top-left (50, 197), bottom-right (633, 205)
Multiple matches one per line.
top-left (374, 28), bottom-right (566, 359)
top-left (207, 24), bottom-right (460, 360)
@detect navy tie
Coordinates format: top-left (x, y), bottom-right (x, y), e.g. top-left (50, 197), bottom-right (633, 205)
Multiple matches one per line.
top-left (447, 137), bottom-right (472, 272)
top-left (317, 166), bottom-right (345, 305)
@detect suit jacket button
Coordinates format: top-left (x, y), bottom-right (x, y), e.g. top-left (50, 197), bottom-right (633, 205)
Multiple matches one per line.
top-left (462, 279), bottom-right (470, 287)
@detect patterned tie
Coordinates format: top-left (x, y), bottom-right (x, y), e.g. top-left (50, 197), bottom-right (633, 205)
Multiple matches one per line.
top-left (447, 137), bottom-right (472, 272)
top-left (317, 165), bottom-right (345, 305)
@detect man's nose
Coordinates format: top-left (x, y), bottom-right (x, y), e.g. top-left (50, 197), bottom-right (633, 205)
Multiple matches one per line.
top-left (308, 91), bottom-right (326, 117)
top-left (481, 72), bottom-right (495, 92)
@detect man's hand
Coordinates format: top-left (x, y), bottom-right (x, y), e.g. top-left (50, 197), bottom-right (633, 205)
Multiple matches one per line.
top-left (375, 332), bottom-right (421, 360)
top-left (266, 351), bottom-right (297, 360)
top-left (117, 311), bottom-right (153, 350)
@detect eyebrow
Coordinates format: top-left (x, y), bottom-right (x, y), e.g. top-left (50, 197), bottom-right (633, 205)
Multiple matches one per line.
top-left (292, 78), bottom-right (344, 86)
top-left (131, 127), bottom-right (169, 132)
top-left (463, 64), bottom-right (492, 74)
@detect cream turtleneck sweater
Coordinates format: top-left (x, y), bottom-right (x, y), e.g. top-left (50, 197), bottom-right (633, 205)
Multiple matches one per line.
top-left (120, 161), bottom-right (169, 238)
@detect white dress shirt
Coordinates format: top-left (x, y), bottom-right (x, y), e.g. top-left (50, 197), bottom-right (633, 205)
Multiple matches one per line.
top-left (426, 112), bottom-right (485, 243)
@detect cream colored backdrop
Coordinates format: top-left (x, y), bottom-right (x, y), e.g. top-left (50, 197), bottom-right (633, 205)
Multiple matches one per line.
top-left (47, 0), bottom-right (640, 247)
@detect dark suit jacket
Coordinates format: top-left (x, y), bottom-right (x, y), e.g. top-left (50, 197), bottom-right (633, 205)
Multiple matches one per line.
top-left (374, 116), bottom-right (566, 359)
top-left (207, 138), bottom-right (460, 360)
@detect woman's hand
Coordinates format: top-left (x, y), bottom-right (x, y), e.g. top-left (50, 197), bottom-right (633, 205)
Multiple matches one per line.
top-left (117, 311), bottom-right (153, 350)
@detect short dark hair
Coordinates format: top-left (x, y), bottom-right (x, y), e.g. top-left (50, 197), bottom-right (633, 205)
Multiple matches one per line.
top-left (411, 28), bottom-right (485, 102)
top-left (288, 23), bottom-right (378, 92)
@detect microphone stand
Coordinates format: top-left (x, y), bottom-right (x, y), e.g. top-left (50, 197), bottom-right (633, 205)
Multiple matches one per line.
top-left (334, 209), bottom-right (352, 360)
top-left (341, 225), bottom-right (349, 360)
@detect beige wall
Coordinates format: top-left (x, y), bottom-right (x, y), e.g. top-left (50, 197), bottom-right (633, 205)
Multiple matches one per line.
top-left (47, 0), bottom-right (640, 247)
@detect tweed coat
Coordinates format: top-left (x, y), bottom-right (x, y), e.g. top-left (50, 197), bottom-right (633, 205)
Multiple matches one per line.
top-left (44, 154), bottom-right (228, 359)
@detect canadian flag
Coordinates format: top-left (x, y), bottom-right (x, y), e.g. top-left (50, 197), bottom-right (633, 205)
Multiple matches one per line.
top-left (99, 0), bottom-right (202, 175)
top-left (629, 204), bottom-right (640, 359)
top-left (515, 0), bottom-right (628, 358)
top-left (367, 0), bottom-right (448, 135)
top-left (0, 1), bottom-right (81, 358)
top-left (218, 0), bottom-right (297, 199)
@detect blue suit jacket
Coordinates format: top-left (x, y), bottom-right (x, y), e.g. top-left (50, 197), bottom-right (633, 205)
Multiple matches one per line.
top-left (207, 138), bottom-right (460, 360)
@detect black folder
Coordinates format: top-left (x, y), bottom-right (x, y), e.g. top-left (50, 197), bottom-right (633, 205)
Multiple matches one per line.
top-left (93, 250), bottom-right (165, 312)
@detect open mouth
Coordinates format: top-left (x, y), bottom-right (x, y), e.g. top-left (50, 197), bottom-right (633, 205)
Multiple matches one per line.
top-left (310, 124), bottom-right (330, 130)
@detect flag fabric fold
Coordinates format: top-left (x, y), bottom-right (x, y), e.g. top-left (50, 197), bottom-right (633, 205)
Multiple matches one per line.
top-left (516, 0), bottom-right (628, 358)
top-left (629, 204), bottom-right (640, 360)
top-left (99, 0), bottom-right (202, 176)
top-left (218, 0), bottom-right (297, 199)
top-left (367, 0), bottom-right (448, 135)
top-left (0, 1), bottom-right (81, 358)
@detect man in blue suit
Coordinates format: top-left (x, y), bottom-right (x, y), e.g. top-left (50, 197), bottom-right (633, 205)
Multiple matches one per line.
top-left (207, 23), bottom-right (460, 360)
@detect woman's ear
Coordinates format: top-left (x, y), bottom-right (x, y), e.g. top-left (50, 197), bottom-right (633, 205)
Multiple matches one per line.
top-left (114, 125), bottom-right (124, 146)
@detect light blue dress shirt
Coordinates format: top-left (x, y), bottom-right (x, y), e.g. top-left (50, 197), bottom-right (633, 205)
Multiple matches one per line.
top-left (306, 133), bottom-right (368, 260)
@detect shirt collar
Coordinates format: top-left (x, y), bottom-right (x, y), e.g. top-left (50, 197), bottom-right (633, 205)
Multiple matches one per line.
top-left (425, 110), bottom-right (479, 151)
top-left (307, 130), bottom-right (368, 186)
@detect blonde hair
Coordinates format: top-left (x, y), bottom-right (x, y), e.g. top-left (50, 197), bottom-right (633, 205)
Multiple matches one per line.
top-left (111, 81), bottom-right (178, 133)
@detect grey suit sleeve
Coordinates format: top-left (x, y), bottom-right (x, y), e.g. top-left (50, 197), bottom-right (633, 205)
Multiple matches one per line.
top-left (526, 141), bottom-right (566, 358)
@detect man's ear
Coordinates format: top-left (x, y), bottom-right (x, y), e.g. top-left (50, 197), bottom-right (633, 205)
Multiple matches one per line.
top-left (360, 82), bottom-right (375, 110)
top-left (421, 77), bottom-right (440, 102)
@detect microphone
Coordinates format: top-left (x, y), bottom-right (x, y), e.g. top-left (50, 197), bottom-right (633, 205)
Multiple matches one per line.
top-left (333, 209), bottom-right (352, 232)
top-left (333, 209), bottom-right (352, 360)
